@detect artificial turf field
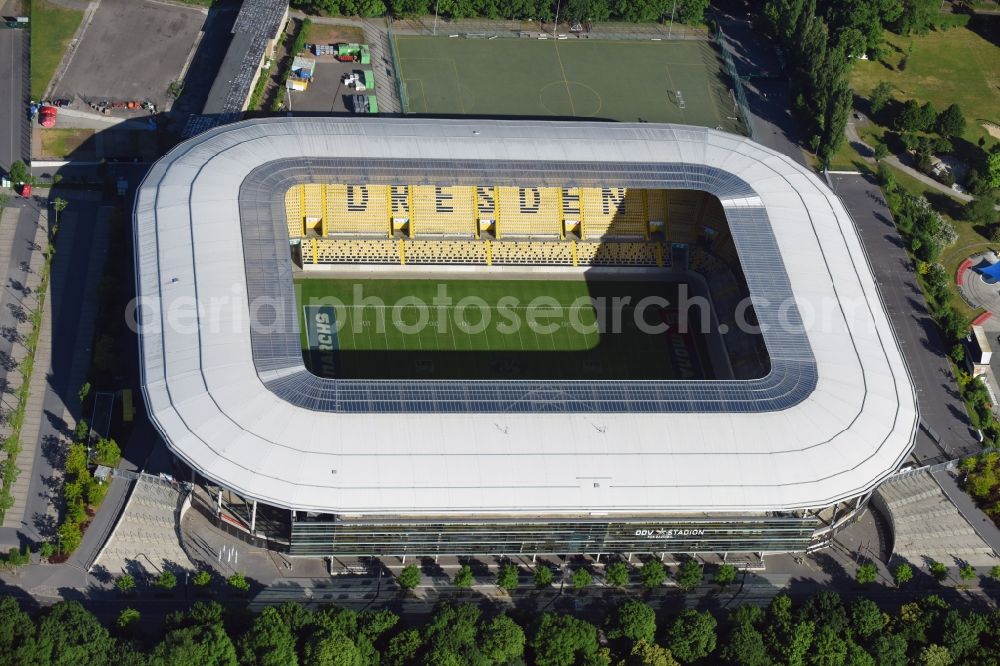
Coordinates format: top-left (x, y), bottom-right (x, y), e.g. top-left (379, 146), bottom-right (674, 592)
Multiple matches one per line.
top-left (297, 278), bottom-right (714, 381)
top-left (393, 36), bottom-right (740, 132)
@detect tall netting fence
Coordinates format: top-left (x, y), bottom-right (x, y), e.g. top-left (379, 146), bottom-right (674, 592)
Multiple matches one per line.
top-left (389, 16), bottom-right (710, 41)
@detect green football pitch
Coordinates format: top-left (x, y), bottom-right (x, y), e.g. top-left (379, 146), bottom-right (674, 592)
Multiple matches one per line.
top-left (296, 277), bottom-right (714, 381)
top-left (393, 36), bottom-right (740, 133)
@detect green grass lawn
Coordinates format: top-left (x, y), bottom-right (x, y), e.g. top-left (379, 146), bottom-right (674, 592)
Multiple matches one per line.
top-left (394, 36), bottom-right (740, 133)
top-left (296, 277), bottom-right (713, 380)
top-left (30, 0), bottom-right (83, 100)
top-left (849, 27), bottom-right (1000, 151)
top-left (38, 128), bottom-right (94, 158)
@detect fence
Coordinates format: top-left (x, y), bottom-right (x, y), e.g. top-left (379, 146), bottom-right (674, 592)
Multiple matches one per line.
top-left (713, 22), bottom-right (754, 141)
top-left (388, 15), bottom-right (710, 41)
top-left (385, 16), bottom-right (410, 114)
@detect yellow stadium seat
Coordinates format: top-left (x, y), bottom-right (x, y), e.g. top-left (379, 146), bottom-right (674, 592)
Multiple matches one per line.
top-left (496, 187), bottom-right (562, 238)
top-left (327, 184), bottom-right (392, 236)
top-left (411, 185), bottom-right (476, 237)
top-left (580, 187), bottom-right (647, 239)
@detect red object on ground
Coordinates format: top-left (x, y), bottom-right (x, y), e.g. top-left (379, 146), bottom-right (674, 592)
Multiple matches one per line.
top-left (38, 105), bottom-right (57, 127)
top-left (335, 54), bottom-right (355, 62)
top-left (973, 311), bottom-right (993, 326)
top-left (19, 182), bottom-right (31, 197)
top-left (957, 258), bottom-right (972, 286)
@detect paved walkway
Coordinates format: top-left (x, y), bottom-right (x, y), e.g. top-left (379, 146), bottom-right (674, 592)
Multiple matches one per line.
top-left (877, 469), bottom-right (998, 566)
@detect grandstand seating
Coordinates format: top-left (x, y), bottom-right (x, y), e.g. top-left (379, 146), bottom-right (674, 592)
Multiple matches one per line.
top-left (491, 241), bottom-right (574, 265)
top-left (303, 238), bottom-right (399, 264)
top-left (580, 187), bottom-right (648, 239)
top-left (327, 184), bottom-right (392, 235)
top-left (666, 190), bottom-right (702, 244)
top-left (496, 187), bottom-right (562, 238)
top-left (411, 186), bottom-right (477, 237)
top-left (404, 240), bottom-right (487, 264)
top-left (576, 242), bottom-right (659, 266)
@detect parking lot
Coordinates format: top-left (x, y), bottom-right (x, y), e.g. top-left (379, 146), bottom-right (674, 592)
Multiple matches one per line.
top-left (51, 0), bottom-right (206, 108)
top-left (291, 58), bottom-right (375, 115)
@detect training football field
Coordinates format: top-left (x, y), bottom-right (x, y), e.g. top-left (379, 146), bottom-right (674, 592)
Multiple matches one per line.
top-left (393, 36), bottom-right (740, 133)
top-left (297, 278), bottom-right (714, 380)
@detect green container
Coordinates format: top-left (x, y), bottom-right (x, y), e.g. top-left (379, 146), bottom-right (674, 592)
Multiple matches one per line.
top-left (360, 45), bottom-right (371, 64)
top-left (368, 96), bottom-right (378, 114)
top-left (363, 70), bottom-right (374, 89)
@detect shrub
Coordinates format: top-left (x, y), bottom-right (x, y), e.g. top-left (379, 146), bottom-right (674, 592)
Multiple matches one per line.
top-left (894, 562), bottom-right (913, 587)
top-left (929, 561), bottom-right (948, 581)
top-left (989, 565), bottom-right (1000, 581)
top-left (715, 563), bottom-right (737, 587)
top-left (959, 565), bottom-right (977, 582)
top-left (116, 608), bottom-right (140, 631)
top-left (856, 562), bottom-right (878, 584)
top-left (38, 541), bottom-right (55, 561)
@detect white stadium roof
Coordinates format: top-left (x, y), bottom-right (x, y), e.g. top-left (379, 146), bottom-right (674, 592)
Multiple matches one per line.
top-left (133, 118), bottom-right (917, 516)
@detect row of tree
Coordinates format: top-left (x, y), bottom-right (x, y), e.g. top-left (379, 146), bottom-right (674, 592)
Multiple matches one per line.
top-left (4, 586), bottom-right (1000, 665)
top-left (290, 0), bottom-right (710, 24)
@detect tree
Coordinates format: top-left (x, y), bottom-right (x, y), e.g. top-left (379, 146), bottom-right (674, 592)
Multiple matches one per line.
top-left (570, 568), bottom-right (592, 589)
top-left (873, 140), bottom-right (889, 162)
top-left (532, 613), bottom-right (601, 666)
top-left (7, 160), bottom-right (28, 185)
top-left (116, 607), bottom-right (141, 632)
top-left (39, 541), bottom-right (55, 561)
top-left (930, 560), bottom-right (949, 582)
top-left (627, 640), bottom-right (679, 666)
top-left (480, 614), bottom-right (525, 664)
top-left (227, 571), bottom-right (251, 592)
top-left (74, 419), bottom-right (90, 443)
top-left (896, 0), bottom-right (936, 35)
top-left (714, 563), bottom-right (737, 587)
top-left (941, 610), bottom-right (982, 660)
top-left (986, 148), bottom-right (1000, 190)
top-left (856, 562), bottom-right (878, 584)
top-left (533, 565), bottom-right (554, 588)
top-left (965, 194), bottom-right (998, 228)
top-left (56, 520), bottom-right (82, 554)
top-left (990, 564), bottom-right (1000, 581)
top-left (453, 564), bottom-right (473, 588)
top-left (150, 622), bottom-right (238, 666)
top-left (36, 601), bottom-right (116, 666)
top-left (385, 629), bottom-right (421, 666)
top-left (193, 569), bottom-right (213, 588)
top-left (873, 633), bottom-right (910, 666)
top-left (918, 644), bottom-right (953, 666)
top-left (605, 561), bottom-right (629, 587)
top-left (918, 102), bottom-right (938, 133)
top-left (675, 559), bottom-right (704, 591)
top-left (0, 596), bottom-right (41, 665)
top-left (666, 610), bottom-right (717, 662)
top-left (607, 600), bottom-right (656, 644)
top-left (116, 573), bottom-right (136, 594)
top-left (78, 382), bottom-right (91, 403)
top-left (896, 99), bottom-right (926, 132)
top-left (811, 625), bottom-right (848, 666)
top-left (869, 81), bottom-right (893, 114)
top-left (496, 563), bottom-right (519, 591)
top-left (51, 197), bottom-right (68, 227)
top-left (937, 104), bottom-right (966, 137)
top-left (850, 599), bottom-right (885, 639)
top-left (397, 564), bottom-right (421, 591)
top-left (959, 564), bottom-right (977, 583)
top-left (93, 437), bottom-right (121, 467)
top-left (237, 606), bottom-right (298, 666)
top-left (720, 623), bottom-right (768, 666)
top-left (156, 570), bottom-right (178, 592)
top-left (639, 559), bottom-right (666, 589)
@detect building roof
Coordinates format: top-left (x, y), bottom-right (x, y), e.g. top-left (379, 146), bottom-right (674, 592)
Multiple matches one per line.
top-left (133, 118), bottom-right (917, 516)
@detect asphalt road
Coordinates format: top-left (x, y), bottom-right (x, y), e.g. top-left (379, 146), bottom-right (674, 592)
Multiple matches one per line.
top-left (0, 25), bottom-right (27, 172)
top-left (828, 172), bottom-right (977, 462)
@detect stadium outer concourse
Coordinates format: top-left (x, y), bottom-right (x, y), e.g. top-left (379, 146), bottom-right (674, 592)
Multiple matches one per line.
top-left (133, 117), bottom-right (918, 556)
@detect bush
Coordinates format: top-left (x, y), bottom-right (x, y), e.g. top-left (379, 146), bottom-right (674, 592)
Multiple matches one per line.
top-left (856, 563), bottom-right (878, 584)
top-left (38, 541), bottom-right (55, 561)
top-left (715, 563), bottom-right (737, 587)
top-left (116, 608), bottom-right (140, 631)
top-left (989, 565), bottom-right (1000, 581)
top-left (894, 562), bottom-right (913, 587)
top-left (930, 561), bottom-right (949, 581)
top-left (65, 444), bottom-right (88, 477)
top-left (959, 565), bottom-right (977, 582)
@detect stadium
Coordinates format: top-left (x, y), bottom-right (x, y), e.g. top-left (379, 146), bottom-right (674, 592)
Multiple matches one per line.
top-left (133, 118), bottom-right (917, 557)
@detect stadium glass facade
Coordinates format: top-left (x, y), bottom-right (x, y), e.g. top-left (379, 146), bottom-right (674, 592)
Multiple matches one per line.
top-left (287, 515), bottom-right (821, 556)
